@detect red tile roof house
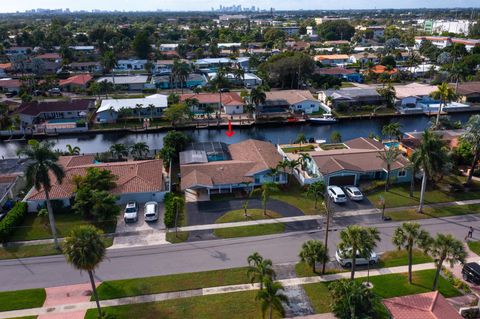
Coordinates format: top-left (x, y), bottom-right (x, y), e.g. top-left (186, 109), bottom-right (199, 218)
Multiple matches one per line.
top-left (383, 291), bottom-right (462, 319)
top-left (180, 92), bottom-right (244, 115)
top-left (180, 139), bottom-right (286, 202)
top-left (0, 79), bottom-right (21, 93)
top-left (16, 99), bottom-right (95, 128)
top-left (59, 74), bottom-right (93, 91)
top-left (25, 155), bottom-right (168, 212)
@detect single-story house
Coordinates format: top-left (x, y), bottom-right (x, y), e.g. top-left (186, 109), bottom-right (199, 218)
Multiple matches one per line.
top-left (154, 60), bottom-right (175, 75)
top-left (318, 87), bottom-right (384, 108)
top-left (367, 65), bottom-right (398, 75)
top-left (193, 57), bottom-right (250, 72)
top-left (116, 59), bottom-right (148, 71)
top-left (315, 67), bottom-right (363, 83)
top-left (0, 79), bottom-right (21, 93)
top-left (5, 47), bottom-right (32, 56)
top-left (96, 94), bottom-right (168, 123)
top-left (16, 99), bottom-right (94, 127)
top-left (97, 76), bottom-right (149, 91)
top-left (280, 137), bottom-right (410, 186)
top-left (314, 54), bottom-right (350, 67)
top-left (36, 53), bottom-right (62, 62)
top-left (349, 52), bottom-right (380, 65)
top-left (159, 44), bottom-right (179, 52)
top-left (207, 72), bottom-right (262, 87)
top-left (180, 140), bottom-right (286, 201)
top-left (153, 73), bottom-right (207, 90)
top-left (455, 81), bottom-right (480, 103)
top-left (180, 92), bottom-right (244, 115)
top-left (59, 74), bottom-right (93, 91)
top-left (262, 90), bottom-right (328, 114)
top-left (25, 155), bottom-right (168, 212)
top-left (394, 83), bottom-right (438, 108)
top-left (400, 129), bottom-right (465, 157)
top-left (69, 62), bottom-right (103, 73)
top-left (383, 291), bottom-right (462, 319)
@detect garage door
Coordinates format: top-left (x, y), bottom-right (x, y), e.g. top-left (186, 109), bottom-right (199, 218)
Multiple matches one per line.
top-left (329, 175), bottom-right (355, 186)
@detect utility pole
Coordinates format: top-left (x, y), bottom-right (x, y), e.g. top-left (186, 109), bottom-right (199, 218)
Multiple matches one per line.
top-left (322, 172), bottom-right (331, 275)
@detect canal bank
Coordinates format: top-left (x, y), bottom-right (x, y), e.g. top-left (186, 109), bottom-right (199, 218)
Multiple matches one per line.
top-left (0, 112), bottom-right (475, 158)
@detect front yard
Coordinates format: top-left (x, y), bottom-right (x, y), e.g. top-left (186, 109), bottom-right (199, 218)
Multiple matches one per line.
top-left (0, 288), bottom-right (46, 312)
top-left (271, 182), bottom-right (325, 215)
top-left (386, 204), bottom-right (480, 221)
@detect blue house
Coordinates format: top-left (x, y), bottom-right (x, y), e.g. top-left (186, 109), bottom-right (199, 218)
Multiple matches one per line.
top-left (153, 73), bottom-right (207, 90)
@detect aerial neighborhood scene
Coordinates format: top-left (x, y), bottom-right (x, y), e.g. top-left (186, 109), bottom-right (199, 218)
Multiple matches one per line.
top-left (5, 1), bottom-right (480, 319)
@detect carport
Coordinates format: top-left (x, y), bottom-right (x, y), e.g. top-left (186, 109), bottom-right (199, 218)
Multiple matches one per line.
top-left (329, 174), bottom-right (356, 186)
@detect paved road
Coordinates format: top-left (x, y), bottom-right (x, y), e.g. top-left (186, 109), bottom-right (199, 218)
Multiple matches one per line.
top-left (1, 213), bottom-right (480, 292)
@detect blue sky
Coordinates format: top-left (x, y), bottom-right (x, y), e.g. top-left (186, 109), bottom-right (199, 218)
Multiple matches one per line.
top-left (1, 0), bottom-right (479, 12)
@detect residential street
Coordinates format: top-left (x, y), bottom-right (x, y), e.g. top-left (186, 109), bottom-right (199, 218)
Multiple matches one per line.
top-left (1, 212), bottom-right (479, 292)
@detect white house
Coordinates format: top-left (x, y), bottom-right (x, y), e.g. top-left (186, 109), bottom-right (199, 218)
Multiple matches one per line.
top-left (97, 75), bottom-right (149, 91)
top-left (159, 44), bottom-right (179, 52)
top-left (263, 90), bottom-right (328, 114)
top-left (96, 94), bottom-right (168, 123)
top-left (116, 59), bottom-right (148, 71)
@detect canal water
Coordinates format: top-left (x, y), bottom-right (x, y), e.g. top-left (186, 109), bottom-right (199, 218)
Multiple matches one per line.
top-left (0, 113), bottom-right (474, 158)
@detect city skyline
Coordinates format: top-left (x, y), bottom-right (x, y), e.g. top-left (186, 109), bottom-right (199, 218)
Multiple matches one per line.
top-left (1, 0), bottom-right (479, 13)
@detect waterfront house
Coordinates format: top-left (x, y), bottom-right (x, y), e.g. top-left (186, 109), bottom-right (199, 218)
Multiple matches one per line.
top-left (318, 87), bottom-right (384, 108)
top-left (455, 81), bottom-right (480, 103)
top-left (261, 90), bottom-right (329, 115)
top-left (193, 57), bottom-right (250, 72)
top-left (96, 75), bottom-right (149, 91)
top-left (314, 54), bottom-right (350, 67)
top-left (367, 65), bottom-right (398, 75)
top-left (96, 94), bottom-right (168, 123)
top-left (315, 67), bottom-right (363, 83)
top-left (180, 140), bottom-right (286, 202)
top-left (400, 129), bottom-right (465, 157)
top-left (207, 72), bottom-right (262, 88)
top-left (394, 83), bottom-right (438, 108)
top-left (69, 61), bottom-right (103, 73)
top-left (154, 60), bottom-right (175, 75)
top-left (16, 99), bottom-right (94, 127)
top-left (153, 73), bottom-right (207, 90)
top-left (25, 155), bottom-right (168, 212)
top-left (59, 74), bottom-right (93, 91)
top-left (179, 92), bottom-right (244, 115)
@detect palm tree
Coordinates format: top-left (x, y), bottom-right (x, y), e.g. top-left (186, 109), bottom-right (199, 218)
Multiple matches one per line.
top-left (411, 130), bottom-right (450, 213)
top-left (241, 182), bottom-right (254, 217)
top-left (109, 144), bottom-right (129, 161)
top-left (62, 226), bottom-right (106, 318)
top-left (294, 133), bottom-right (307, 144)
top-left (430, 83), bottom-right (457, 129)
top-left (276, 160), bottom-right (290, 182)
top-left (250, 87), bottom-right (266, 118)
top-left (148, 104), bottom-right (156, 119)
top-left (130, 142), bottom-right (150, 159)
top-left (392, 222), bottom-right (432, 284)
top-left (135, 104), bottom-right (143, 123)
top-left (247, 252), bottom-right (276, 290)
top-left (287, 159), bottom-right (299, 178)
top-left (377, 148), bottom-right (401, 192)
top-left (256, 279), bottom-right (289, 319)
top-left (252, 182), bottom-right (278, 216)
top-left (429, 233), bottom-right (466, 290)
top-left (338, 225), bottom-right (381, 280)
top-left (18, 140), bottom-right (65, 248)
top-left (299, 240), bottom-right (329, 274)
top-left (449, 64), bottom-right (468, 94)
top-left (376, 83), bottom-right (396, 108)
top-left (298, 153), bottom-right (311, 171)
top-left (382, 122), bottom-right (403, 141)
top-left (101, 50), bottom-right (117, 89)
top-left (463, 115), bottom-right (480, 185)
top-left (66, 144), bottom-right (80, 155)
top-left (306, 181), bottom-right (325, 209)
top-left (329, 279), bottom-right (381, 319)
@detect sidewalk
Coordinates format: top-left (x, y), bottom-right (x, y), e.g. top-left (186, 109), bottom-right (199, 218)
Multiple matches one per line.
top-left (385, 198), bottom-right (480, 213)
top-left (0, 261), bottom-right (449, 319)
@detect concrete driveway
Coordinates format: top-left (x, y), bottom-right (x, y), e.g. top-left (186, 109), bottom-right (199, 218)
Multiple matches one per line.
top-left (329, 197), bottom-right (374, 213)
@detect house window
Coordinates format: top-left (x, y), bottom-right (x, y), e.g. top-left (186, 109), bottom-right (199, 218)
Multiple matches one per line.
top-left (311, 104), bottom-right (315, 108)
top-left (254, 176), bottom-right (260, 184)
top-left (398, 170), bottom-right (406, 177)
top-left (297, 105), bottom-right (301, 109)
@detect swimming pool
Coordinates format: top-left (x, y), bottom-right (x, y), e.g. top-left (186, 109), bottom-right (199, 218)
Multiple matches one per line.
top-left (383, 142), bottom-right (400, 149)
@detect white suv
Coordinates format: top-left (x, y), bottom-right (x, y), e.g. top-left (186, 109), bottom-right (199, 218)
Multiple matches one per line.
top-left (144, 201), bottom-right (159, 222)
top-left (344, 186), bottom-right (364, 201)
top-left (123, 201), bottom-right (138, 223)
top-left (328, 186), bottom-right (347, 203)
top-left (335, 249), bottom-right (379, 268)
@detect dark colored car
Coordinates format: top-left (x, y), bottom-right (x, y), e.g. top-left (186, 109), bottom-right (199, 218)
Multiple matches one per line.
top-left (462, 262), bottom-right (480, 284)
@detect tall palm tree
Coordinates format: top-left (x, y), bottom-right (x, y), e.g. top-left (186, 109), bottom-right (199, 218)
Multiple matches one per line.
top-left (376, 83), bottom-right (396, 108)
top-left (63, 226), bottom-right (106, 318)
top-left (256, 279), bottom-right (289, 319)
top-left (306, 181), bottom-right (325, 209)
top-left (135, 104), bottom-right (143, 123)
top-left (392, 222), bottom-right (432, 284)
top-left (299, 240), bottom-right (329, 274)
top-left (411, 130), bottom-right (449, 213)
top-left (298, 153), bottom-right (311, 171)
top-left (247, 252), bottom-right (276, 290)
top-left (109, 144), bottom-right (129, 161)
top-left (463, 115), bottom-right (480, 185)
top-left (101, 50), bottom-right (117, 89)
top-left (18, 140), bottom-right (65, 248)
top-left (287, 159), bottom-right (299, 178)
top-left (276, 160), bottom-right (290, 183)
top-left (449, 64), bottom-right (468, 94)
top-left (377, 148), bottom-right (401, 192)
top-left (429, 233), bottom-right (466, 290)
top-left (250, 87), bottom-right (266, 119)
top-left (66, 144), bottom-right (80, 156)
top-left (148, 104), bottom-right (156, 119)
top-left (252, 182), bottom-right (278, 216)
top-left (338, 225), bottom-right (381, 280)
top-left (430, 83), bottom-right (457, 129)
top-left (382, 122), bottom-right (403, 141)
top-left (130, 142), bottom-right (150, 159)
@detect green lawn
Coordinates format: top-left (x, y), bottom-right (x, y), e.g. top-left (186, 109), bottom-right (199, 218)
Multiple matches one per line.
top-left (9, 213), bottom-right (117, 242)
top-left (95, 267), bottom-right (250, 300)
top-left (166, 231), bottom-right (189, 243)
top-left (271, 182), bottom-right (325, 215)
top-left (386, 204), bottom-right (480, 221)
top-left (302, 282), bottom-right (332, 314)
top-left (367, 177), bottom-right (480, 209)
top-left (215, 209), bottom-right (282, 224)
top-left (334, 107), bottom-right (397, 118)
top-left (295, 262), bottom-right (345, 277)
top-left (213, 223), bottom-right (285, 239)
top-left (468, 241), bottom-right (480, 256)
top-left (377, 249), bottom-right (433, 268)
top-left (86, 290), bottom-right (280, 319)
top-left (281, 145), bottom-right (316, 153)
top-left (0, 288), bottom-right (46, 312)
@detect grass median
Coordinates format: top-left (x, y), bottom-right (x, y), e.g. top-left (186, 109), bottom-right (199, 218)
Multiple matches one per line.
top-left (213, 223), bottom-right (286, 239)
top-left (215, 209), bottom-right (282, 223)
top-left (0, 288), bottom-right (46, 312)
top-left (385, 204), bottom-right (480, 221)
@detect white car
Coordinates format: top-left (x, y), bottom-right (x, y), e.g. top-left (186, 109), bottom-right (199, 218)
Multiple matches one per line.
top-left (335, 249), bottom-right (379, 268)
top-left (144, 201), bottom-right (159, 222)
top-left (344, 186), bottom-right (364, 201)
top-left (327, 186), bottom-right (347, 203)
top-left (123, 201), bottom-right (138, 223)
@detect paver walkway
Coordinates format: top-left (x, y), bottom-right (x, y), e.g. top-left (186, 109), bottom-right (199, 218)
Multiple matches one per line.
top-left (0, 261), bottom-right (454, 319)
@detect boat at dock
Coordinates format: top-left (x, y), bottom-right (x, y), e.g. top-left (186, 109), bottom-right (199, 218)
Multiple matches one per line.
top-left (308, 114), bottom-right (338, 124)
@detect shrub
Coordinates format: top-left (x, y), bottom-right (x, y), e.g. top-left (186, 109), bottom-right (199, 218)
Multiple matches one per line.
top-left (0, 202), bottom-right (27, 242)
top-left (164, 193), bottom-right (184, 228)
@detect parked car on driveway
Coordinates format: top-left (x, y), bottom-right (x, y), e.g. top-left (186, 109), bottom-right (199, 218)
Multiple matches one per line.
top-left (462, 262), bottom-right (480, 284)
top-left (144, 201), bottom-right (159, 222)
top-left (328, 186), bottom-right (347, 203)
top-left (123, 201), bottom-right (138, 223)
top-left (335, 249), bottom-right (379, 268)
top-left (344, 186), bottom-right (364, 201)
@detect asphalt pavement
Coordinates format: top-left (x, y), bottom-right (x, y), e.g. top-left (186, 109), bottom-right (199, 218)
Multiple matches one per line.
top-left (1, 213), bottom-right (480, 292)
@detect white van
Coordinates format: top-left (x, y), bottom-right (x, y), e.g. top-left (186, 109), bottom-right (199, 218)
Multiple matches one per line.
top-left (144, 201), bottom-right (159, 222)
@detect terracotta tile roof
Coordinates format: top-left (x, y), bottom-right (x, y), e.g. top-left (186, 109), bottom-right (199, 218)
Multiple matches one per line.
top-left (0, 63), bottom-right (12, 70)
top-left (180, 92), bottom-right (244, 107)
top-left (314, 54), bottom-right (350, 61)
top-left (17, 99), bottom-right (93, 116)
top-left (36, 53), bottom-right (61, 60)
top-left (383, 291), bottom-right (462, 319)
top-left (180, 139), bottom-right (281, 190)
top-left (369, 65), bottom-right (398, 75)
top-left (27, 157), bottom-right (165, 201)
top-left (59, 74), bottom-right (93, 87)
top-left (265, 90), bottom-right (317, 106)
top-left (0, 79), bottom-right (21, 89)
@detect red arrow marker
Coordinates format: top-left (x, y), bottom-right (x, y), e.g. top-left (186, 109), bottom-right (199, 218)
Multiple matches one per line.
top-left (225, 119), bottom-right (235, 137)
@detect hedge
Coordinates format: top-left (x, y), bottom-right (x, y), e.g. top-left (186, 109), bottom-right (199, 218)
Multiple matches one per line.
top-left (164, 193), bottom-right (184, 228)
top-left (0, 202), bottom-right (27, 242)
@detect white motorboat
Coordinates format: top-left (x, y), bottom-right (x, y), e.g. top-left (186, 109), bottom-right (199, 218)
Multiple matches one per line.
top-left (308, 114), bottom-right (337, 124)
